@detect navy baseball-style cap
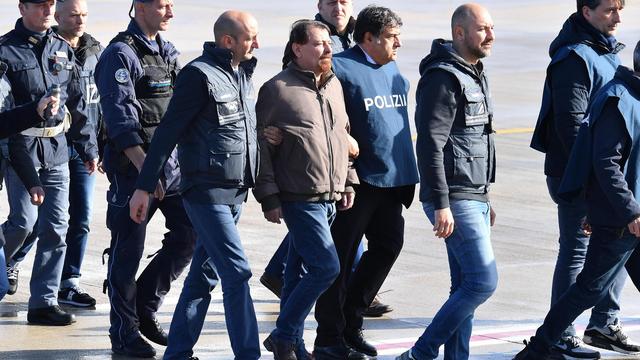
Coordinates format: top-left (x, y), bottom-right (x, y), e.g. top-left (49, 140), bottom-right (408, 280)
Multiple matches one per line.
top-left (129, 0), bottom-right (155, 19)
top-left (19, 0), bottom-right (51, 3)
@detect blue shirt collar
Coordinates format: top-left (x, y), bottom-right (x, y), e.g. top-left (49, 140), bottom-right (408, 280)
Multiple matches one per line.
top-left (127, 19), bottom-right (161, 54)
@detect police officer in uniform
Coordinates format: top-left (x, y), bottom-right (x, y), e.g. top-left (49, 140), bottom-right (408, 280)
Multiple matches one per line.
top-left (0, 0), bottom-right (96, 326)
top-left (7, 0), bottom-right (103, 308)
top-left (0, 60), bottom-right (60, 301)
top-left (129, 11), bottom-right (261, 359)
top-left (95, 0), bottom-right (195, 357)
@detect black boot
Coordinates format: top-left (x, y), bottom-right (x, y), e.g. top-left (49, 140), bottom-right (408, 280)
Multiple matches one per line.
top-left (110, 334), bottom-right (156, 358)
top-left (139, 313), bottom-right (168, 346)
top-left (27, 305), bottom-right (76, 326)
top-left (314, 341), bottom-right (367, 360)
top-left (264, 334), bottom-right (297, 360)
top-left (345, 328), bottom-right (378, 357)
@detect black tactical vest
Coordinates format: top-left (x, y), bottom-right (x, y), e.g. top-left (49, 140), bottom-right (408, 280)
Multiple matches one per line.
top-left (423, 61), bottom-right (496, 194)
top-left (110, 31), bottom-right (177, 147)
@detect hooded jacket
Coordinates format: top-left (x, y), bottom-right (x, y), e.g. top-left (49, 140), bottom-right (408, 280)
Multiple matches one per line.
top-left (559, 66), bottom-right (640, 228)
top-left (415, 39), bottom-right (495, 209)
top-left (531, 13), bottom-right (623, 178)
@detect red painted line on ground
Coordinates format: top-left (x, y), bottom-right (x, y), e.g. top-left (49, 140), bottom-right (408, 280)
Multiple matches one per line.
top-left (375, 319), bottom-right (640, 351)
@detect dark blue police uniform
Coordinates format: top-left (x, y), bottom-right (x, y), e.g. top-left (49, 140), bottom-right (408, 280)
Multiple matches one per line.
top-left (95, 19), bottom-right (195, 350)
top-left (0, 18), bottom-right (96, 315)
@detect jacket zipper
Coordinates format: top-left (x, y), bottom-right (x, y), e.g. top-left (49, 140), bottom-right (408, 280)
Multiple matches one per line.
top-left (316, 80), bottom-right (334, 197)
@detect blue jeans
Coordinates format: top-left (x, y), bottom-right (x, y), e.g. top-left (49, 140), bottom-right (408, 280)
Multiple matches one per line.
top-left (412, 200), bottom-right (498, 360)
top-left (11, 147), bottom-right (96, 288)
top-left (535, 226), bottom-right (639, 348)
top-left (164, 201), bottom-right (259, 360)
top-left (2, 164), bottom-right (70, 308)
top-left (272, 201), bottom-right (340, 343)
top-left (546, 177), bottom-right (625, 337)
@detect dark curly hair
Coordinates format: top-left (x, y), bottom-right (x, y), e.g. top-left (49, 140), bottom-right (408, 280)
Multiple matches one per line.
top-left (353, 5), bottom-right (402, 44)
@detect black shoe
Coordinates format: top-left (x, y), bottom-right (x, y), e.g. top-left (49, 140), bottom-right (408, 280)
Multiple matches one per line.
top-left (260, 272), bottom-right (283, 298)
top-left (27, 305), bottom-right (76, 326)
top-left (552, 336), bottom-right (600, 359)
top-left (362, 296), bottom-right (392, 318)
top-left (583, 320), bottom-right (640, 354)
top-left (263, 334), bottom-right (296, 360)
top-left (139, 313), bottom-right (168, 346)
top-left (344, 328), bottom-right (377, 357)
top-left (58, 286), bottom-right (97, 308)
top-left (111, 334), bottom-right (156, 358)
top-left (6, 265), bottom-right (19, 295)
top-left (314, 342), bottom-right (367, 360)
top-left (512, 337), bottom-right (564, 360)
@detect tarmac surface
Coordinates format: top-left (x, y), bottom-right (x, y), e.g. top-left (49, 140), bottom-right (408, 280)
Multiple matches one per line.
top-left (2, 0), bottom-right (640, 359)
top-left (2, 134), bottom-right (640, 360)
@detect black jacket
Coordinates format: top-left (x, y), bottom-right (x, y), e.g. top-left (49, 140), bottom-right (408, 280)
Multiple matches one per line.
top-left (62, 30), bottom-right (104, 158)
top-left (0, 61), bottom-right (47, 190)
top-left (136, 43), bottom-right (258, 205)
top-left (0, 19), bottom-right (97, 170)
top-left (415, 39), bottom-right (495, 209)
top-left (532, 13), bottom-right (623, 178)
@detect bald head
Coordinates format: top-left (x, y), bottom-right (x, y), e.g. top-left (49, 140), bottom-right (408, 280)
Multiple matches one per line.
top-left (214, 10), bottom-right (259, 66)
top-left (451, 3), bottom-right (494, 64)
top-left (451, 3), bottom-right (488, 33)
top-left (214, 10), bottom-right (257, 43)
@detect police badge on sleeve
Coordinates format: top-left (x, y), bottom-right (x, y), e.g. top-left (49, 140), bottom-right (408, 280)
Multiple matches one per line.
top-left (115, 68), bottom-right (130, 84)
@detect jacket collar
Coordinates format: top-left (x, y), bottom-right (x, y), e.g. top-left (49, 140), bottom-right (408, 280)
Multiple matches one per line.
top-left (202, 42), bottom-right (258, 79)
top-left (14, 18), bottom-right (51, 46)
top-left (418, 39), bottom-right (484, 79)
top-left (549, 13), bottom-right (624, 57)
top-left (314, 13), bottom-right (355, 39)
top-left (126, 19), bottom-right (163, 55)
top-left (286, 61), bottom-right (334, 89)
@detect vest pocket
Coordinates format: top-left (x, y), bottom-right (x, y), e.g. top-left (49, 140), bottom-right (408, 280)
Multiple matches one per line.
top-left (213, 88), bottom-right (243, 126)
top-left (207, 137), bottom-right (245, 183)
top-left (463, 89), bottom-right (490, 126)
top-left (450, 133), bottom-right (488, 187)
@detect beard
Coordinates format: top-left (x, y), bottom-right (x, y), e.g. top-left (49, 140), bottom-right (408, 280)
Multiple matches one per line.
top-left (467, 39), bottom-right (491, 60)
top-left (318, 57), bottom-right (332, 73)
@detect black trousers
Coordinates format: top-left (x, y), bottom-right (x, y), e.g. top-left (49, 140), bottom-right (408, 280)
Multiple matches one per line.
top-left (315, 182), bottom-right (408, 346)
top-left (105, 172), bottom-right (196, 343)
top-left (626, 247), bottom-right (640, 292)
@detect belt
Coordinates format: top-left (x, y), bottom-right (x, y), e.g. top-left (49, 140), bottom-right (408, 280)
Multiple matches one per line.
top-left (21, 106), bottom-right (71, 138)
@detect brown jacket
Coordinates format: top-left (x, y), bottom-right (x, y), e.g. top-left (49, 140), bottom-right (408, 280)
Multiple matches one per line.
top-left (254, 63), bottom-right (358, 211)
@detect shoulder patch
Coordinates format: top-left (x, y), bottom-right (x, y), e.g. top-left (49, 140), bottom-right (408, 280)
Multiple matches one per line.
top-left (115, 68), bottom-right (130, 84)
